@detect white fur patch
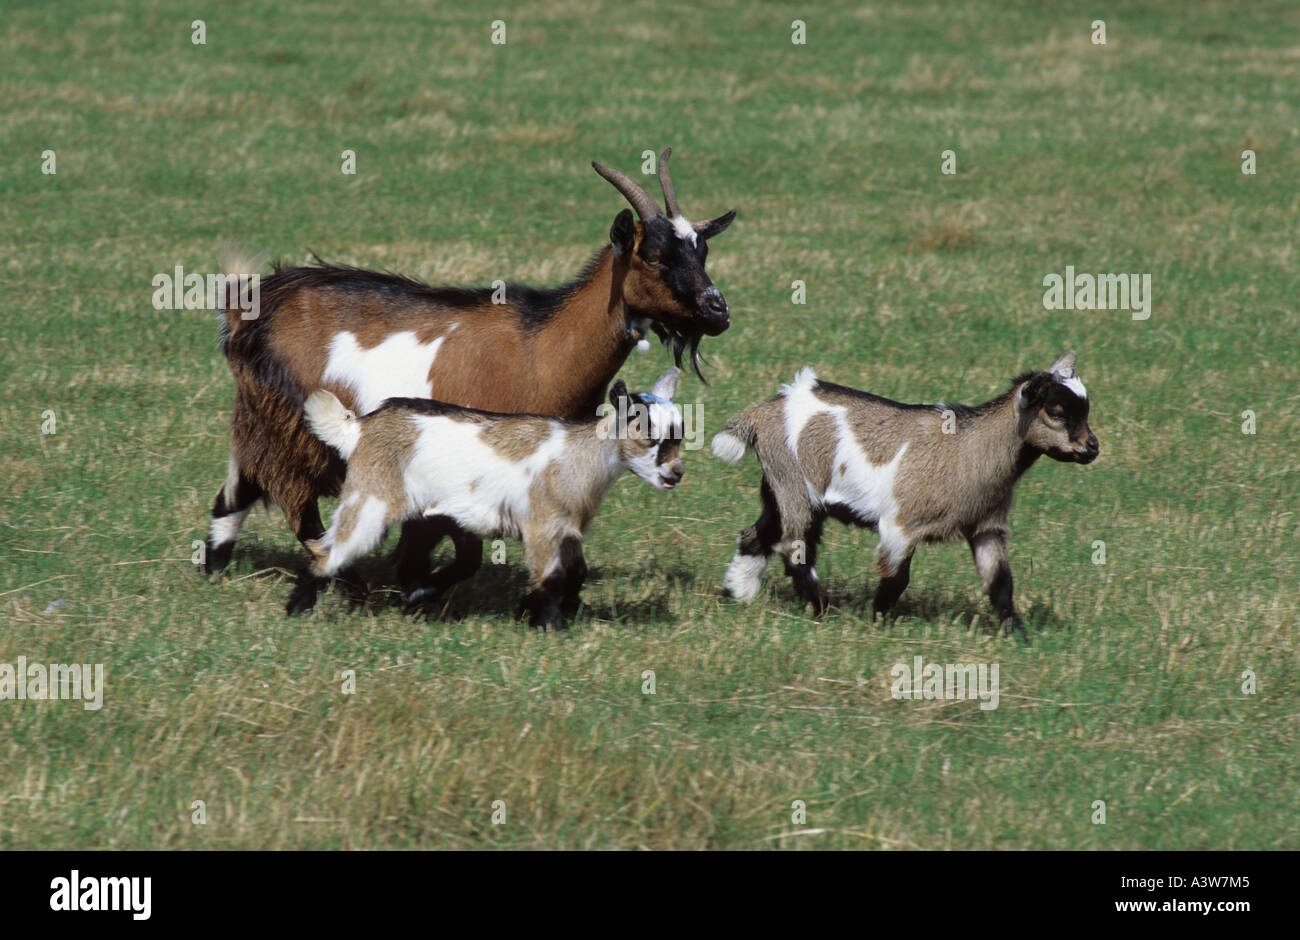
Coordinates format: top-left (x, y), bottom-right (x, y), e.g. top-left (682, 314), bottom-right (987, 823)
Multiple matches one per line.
top-left (322, 330), bottom-right (446, 415)
top-left (404, 417), bottom-right (585, 539)
top-left (643, 398), bottom-right (682, 442)
top-left (222, 453), bottom-right (241, 504)
top-left (711, 431), bottom-right (748, 464)
top-left (779, 369), bottom-right (912, 561)
top-left (723, 550), bottom-right (768, 602)
top-left (671, 215), bottom-right (697, 246)
top-left (825, 441), bottom-right (907, 523)
top-left (874, 516), bottom-right (912, 576)
top-left (625, 445), bottom-right (670, 491)
top-left (319, 495), bottom-right (390, 575)
top-left (208, 508), bottom-right (250, 547)
top-left (779, 367), bottom-right (828, 506)
top-left (1061, 375), bottom-right (1087, 400)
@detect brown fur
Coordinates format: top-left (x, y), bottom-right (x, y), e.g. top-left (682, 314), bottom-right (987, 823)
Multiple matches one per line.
top-left (209, 155), bottom-right (734, 612)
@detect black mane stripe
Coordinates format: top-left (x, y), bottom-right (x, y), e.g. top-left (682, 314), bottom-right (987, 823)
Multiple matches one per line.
top-left (238, 247), bottom-right (612, 344)
top-left (813, 374), bottom-right (1042, 417)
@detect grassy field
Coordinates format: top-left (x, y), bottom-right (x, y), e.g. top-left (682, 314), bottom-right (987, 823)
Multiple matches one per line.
top-left (2, 0), bottom-right (1297, 849)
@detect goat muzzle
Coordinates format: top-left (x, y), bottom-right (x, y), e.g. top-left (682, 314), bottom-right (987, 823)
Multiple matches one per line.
top-left (698, 288), bottom-right (730, 334)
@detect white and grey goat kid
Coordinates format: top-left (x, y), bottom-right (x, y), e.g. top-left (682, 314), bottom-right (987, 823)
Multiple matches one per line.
top-left (711, 352), bottom-right (1098, 636)
top-left (297, 368), bottom-right (686, 628)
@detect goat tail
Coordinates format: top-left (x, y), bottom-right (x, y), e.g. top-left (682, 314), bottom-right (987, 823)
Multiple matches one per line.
top-left (216, 244), bottom-right (265, 349)
top-left (303, 389), bottom-right (361, 460)
top-left (711, 409), bottom-right (759, 465)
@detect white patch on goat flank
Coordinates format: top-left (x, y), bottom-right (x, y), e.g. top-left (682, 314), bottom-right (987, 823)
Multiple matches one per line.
top-left (778, 369), bottom-right (912, 564)
top-left (322, 331), bottom-right (445, 415)
top-left (672, 215), bottom-right (698, 246)
top-left (824, 439), bottom-right (907, 520)
top-left (723, 550), bottom-right (768, 601)
top-left (403, 417), bottom-right (579, 539)
top-left (779, 367), bottom-right (830, 505)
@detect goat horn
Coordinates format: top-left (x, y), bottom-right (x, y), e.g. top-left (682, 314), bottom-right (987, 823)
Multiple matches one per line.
top-left (591, 160), bottom-right (662, 221)
top-left (657, 147), bottom-right (681, 219)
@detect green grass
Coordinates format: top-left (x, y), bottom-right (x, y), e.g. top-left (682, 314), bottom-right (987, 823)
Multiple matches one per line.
top-left (1, 0), bottom-right (1297, 849)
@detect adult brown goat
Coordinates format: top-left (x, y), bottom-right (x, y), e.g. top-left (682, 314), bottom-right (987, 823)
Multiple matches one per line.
top-left (206, 149), bottom-right (736, 614)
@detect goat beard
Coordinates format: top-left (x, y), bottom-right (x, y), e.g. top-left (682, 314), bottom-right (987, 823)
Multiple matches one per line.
top-left (650, 322), bottom-right (707, 383)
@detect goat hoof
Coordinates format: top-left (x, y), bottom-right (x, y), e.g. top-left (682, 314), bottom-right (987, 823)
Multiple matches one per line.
top-left (203, 542), bottom-right (233, 576)
top-left (286, 573), bottom-right (325, 616)
top-left (402, 588), bottom-right (438, 607)
top-left (402, 579), bottom-right (441, 605)
top-left (530, 612), bottom-right (567, 631)
top-left (403, 583), bottom-right (445, 617)
top-left (285, 590), bottom-right (317, 616)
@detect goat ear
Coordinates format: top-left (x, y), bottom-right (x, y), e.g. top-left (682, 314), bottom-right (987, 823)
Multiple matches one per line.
top-left (609, 209), bottom-right (635, 257)
top-left (694, 209), bottom-right (736, 241)
top-left (651, 367), bottom-right (681, 401)
top-left (1049, 350), bottom-right (1077, 378)
top-left (609, 379), bottom-right (628, 408)
top-left (1017, 373), bottom-right (1051, 411)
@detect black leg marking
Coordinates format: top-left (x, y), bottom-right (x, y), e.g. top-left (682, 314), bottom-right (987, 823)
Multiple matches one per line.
top-left (404, 520), bottom-right (483, 613)
top-left (517, 569), bottom-right (568, 630)
top-left (204, 472), bottom-right (263, 575)
top-left (783, 516), bottom-right (828, 615)
top-left (286, 569), bottom-right (328, 616)
top-left (986, 562), bottom-right (1024, 638)
top-left (395, 518), bottom-right (448, 594)
top-left (283, 500), bottom-right (327, 615)
top-left (558, 535), bottom-right (588, 615)
top-left (968, 534), bottom-right (1025, 640)
top-left (872, 554), bottom-right (913, 621)
top-left (738, 479), bottom-right (782, 558)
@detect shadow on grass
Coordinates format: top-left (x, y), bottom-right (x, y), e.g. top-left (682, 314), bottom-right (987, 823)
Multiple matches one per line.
top-left (213, 546), bottom-right (1069, 636)
top-left (295, 553), bottom-right (694, 628)
top-left (762, 576), bottom-right (1071, 636)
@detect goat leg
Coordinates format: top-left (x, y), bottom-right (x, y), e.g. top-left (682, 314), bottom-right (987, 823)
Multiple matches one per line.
top-left (969, 533), bottom-right (1026, 639)
top-left (872, 553), bottom-right (913, 621)
top-left (402, 525), bottom-right (483, 618)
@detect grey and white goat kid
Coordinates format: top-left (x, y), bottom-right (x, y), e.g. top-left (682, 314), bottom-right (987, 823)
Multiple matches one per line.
top-left (296, 368), bottom-right (686, 628)
top-left (711, 352), bottom-right (1099, 636)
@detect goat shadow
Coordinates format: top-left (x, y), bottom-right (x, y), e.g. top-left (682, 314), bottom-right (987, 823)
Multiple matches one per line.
top-left (331, 553), bottom-right (693, 626)
top-left (219, 546), bottom-right (1067, 635)
top-left (771, 578), bottom-right (1071, 635)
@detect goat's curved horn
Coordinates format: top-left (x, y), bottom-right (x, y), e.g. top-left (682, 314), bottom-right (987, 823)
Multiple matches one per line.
top-left (592, 160), bottom-right (662, 221)
top-left (657, 147), bottom-right (681, 219)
